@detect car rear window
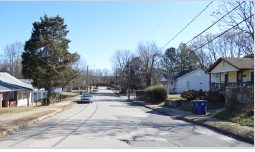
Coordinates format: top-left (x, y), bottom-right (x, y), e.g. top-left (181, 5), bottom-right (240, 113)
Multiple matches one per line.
top-left (83, 94), bottom-right (91, 97)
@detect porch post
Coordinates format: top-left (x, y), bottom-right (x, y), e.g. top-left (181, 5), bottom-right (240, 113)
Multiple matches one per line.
top-left (209, 73), bottom-right (211, 90)
top-left (0, 92), bottom-right (2, 108)
top-left (5, 92), bottom-right (9, 107)
top-left (241, 70), bottom-right (243, 86)
top-left (219, 72), bottom-right (221, 90)
top-left (14, 91), bottom-right (18, 107)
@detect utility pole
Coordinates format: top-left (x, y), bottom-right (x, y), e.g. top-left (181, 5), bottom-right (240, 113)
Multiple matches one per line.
top-left (87, 66), bottom-right (88, 92)
top-left (87, 65), bottom-right (95, 92)
top-left (116, 68), bottom-right (117, 88)
top-left (128, 60), bottom-right (130, 100)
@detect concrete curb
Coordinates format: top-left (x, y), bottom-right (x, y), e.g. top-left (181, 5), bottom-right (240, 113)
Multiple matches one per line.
top-left (181, 117), bottom-right (254, 144)
top-left (0, 102), bottom-right (77, 139)
top-left (128, 100), bottom-right (254, 144)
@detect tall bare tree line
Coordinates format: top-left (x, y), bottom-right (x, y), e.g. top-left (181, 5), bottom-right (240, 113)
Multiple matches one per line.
top-left (0, 41), bottom-right (23, 78)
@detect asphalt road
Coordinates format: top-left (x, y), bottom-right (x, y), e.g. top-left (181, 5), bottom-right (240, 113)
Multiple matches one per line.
top-left (0, 87), bottom-right (253, 148)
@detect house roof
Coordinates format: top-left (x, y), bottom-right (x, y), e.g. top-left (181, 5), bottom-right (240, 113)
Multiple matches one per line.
top-left (0, 72), bottom-right (33, 91)
top-left (162, 68), bottom-right (198, 80)
top-left (0, 80), bottom-right (31, 92)
top-left (19, 79), bottom-right (33, 85)
top-left (206, 57), bottom-right (254, 73)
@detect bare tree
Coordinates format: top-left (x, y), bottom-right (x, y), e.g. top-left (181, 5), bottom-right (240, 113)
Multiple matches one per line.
top-left (211, 1), bottom-right (254, 39)
top-left (72, 57), bottom-right (87, 89)
top-left (136, 41), bottom-right (161, 87)
top-left (102, 68), bottom-right (111, 85)
top-left (189, 35), bottom-right (211, 71)
top-left (0, 58), bottom-right (9, 72)
top-left (110, 49), bottom-right (133, 89)
top-left (1, 41), bottom-right (24, 78)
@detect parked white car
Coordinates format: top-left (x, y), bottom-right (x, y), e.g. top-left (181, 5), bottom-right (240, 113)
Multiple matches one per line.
top-left (80, 93), bottom-right (93, 103)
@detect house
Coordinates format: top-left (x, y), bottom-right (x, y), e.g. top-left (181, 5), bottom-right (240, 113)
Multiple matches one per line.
top-left (0, 72), bottom-right (34, 108)
top-left (160, 68), bottom-right (217, 94)
top-left (19, 79), bottom-right (47, 103)
top-left (205, 57), bottom-right (254, 92)
top-left (20, 79), bottom-right (66, 101)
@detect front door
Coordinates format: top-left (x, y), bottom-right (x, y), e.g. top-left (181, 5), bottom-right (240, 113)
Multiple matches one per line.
top-left (224, 73), bottom-right (228, 85)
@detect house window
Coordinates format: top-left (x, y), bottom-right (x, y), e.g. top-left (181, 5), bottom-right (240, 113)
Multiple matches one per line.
top-left (187, 81), bottom-right (190, 90)
top-left (237, 71), bottom-right (242, 82)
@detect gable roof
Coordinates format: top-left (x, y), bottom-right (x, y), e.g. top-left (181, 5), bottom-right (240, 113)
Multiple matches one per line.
top-left (162, 68), bottom-right (198, 80)
top-left (0, 80), bottom-right (31, 92)
top-left (0, 72), bottom-right (33, 91)
top-left (19, 79), bottom-right (33, 85)
top-left (206, 57), bottom-right (254, 73)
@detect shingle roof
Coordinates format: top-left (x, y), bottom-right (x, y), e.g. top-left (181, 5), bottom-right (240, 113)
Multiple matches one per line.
top-left (0, 72), bottom-right (33, 90)
top-left (206, 57), bottom-right (254, 73)
top-left (162, 68), bottom-right (198, 80)
top-left (0, 80), bottom-right (30, 92)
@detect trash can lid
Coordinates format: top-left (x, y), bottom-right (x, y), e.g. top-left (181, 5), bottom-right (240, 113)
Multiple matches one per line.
top-left (190, 100), bottom-right (208, 102)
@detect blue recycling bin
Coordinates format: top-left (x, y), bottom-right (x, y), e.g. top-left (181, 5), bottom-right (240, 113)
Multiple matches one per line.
top-left (191, 100), bottom-right (207, 115)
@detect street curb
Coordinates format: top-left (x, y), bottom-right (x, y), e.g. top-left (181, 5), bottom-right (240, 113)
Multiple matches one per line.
top-left (180, 117), bottom-right (254, 144)
top-left (128, 100), bottom-right (254, 144)
top-left (0, 102), bottom-right (77, 139)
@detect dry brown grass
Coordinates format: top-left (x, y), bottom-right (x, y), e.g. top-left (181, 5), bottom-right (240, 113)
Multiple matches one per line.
top-left (0, 110), bottom-right (56, 131)
top-left (0, 107), bottom-right (40, 116)
top-left (167, 94), bottom-right (185, 100)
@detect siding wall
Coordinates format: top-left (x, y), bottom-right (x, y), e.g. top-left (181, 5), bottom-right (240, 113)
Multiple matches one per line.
top-left (176, 69), bottom-right (211, 93)
top-left (219, 70), bottom-right (251, 83)
top-left (17, 91), bottom-right (32, 106)
top-left (228, 71), bottom-right (236, 82)
top-left (211, 60), bottom-right (238, 73)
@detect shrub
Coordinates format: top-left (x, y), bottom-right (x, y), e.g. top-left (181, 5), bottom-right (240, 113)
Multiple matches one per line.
top-left (145, 85), bottom-right (168, 104)
top-left (181, 89), bottom-right (208, 100)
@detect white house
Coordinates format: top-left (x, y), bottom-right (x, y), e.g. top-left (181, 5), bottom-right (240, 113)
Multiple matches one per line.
top-left (0, 72), bottom-right (34, 108)
top-left (19, 79), bottom-right (47, 102)
top-left (160, 68), bottom-right (218, 94)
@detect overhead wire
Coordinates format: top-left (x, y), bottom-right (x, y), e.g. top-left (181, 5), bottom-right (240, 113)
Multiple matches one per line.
top-left (191, 13), bottom-right (254, 53)
top-left (146, 1), bottom-right (176, 41)
top-left (159, 1), bottom-right (214, 51)
top-left (185, 1), bottom-right (245, 45)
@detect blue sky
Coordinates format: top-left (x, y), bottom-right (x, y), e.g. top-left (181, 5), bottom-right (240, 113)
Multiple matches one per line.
top-left (0, 1), bottom-right (222, 72)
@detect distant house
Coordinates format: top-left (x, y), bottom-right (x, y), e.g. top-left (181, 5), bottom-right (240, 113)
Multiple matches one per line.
top-left (53, 87), bottom-right (62, 95)
top-left (0, 72), bottom-right (33, 108)
top-left (160, 68), bottom-right (217, 94)
top-left (19, 79), bottom-right (47, 103)
top-left (205, 57), bottom-right (254, 92)
top-left (20, 79), bottom-right (65, 101)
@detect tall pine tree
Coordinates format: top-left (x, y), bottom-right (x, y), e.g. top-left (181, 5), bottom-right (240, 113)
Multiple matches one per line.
top-left (22, 14), bottom-right (80, 105)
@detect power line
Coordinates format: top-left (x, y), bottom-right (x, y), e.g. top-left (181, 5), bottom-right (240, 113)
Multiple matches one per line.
top-left (160, 1), bottom-right (214, 51)
top-left (185, 1), bottom-right (245, 45)
top-left (146, 1), bottom-right (176, 41)
top-left (191, 13), bottom-right (254, 53)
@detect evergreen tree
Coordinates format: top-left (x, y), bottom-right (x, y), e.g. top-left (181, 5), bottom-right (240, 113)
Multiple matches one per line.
top-left (22, 14), bottom-right (80, 105)
top-left (176, 43), bottom-right (200, 71)
top-left (160, 47), bottom-right (178, 74)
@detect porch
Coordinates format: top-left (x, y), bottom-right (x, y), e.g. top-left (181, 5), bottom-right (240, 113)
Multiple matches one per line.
top-left (210, 81), bottom-right (254, 92)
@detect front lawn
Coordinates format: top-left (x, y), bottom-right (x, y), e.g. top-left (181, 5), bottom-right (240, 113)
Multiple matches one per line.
top-left (62, 92), bottom-right (79, 96)
top-left (212, 109), bottom-right (254, 127)
top-left (0, 107), bottom-right (39, 116)
top-left (167, 94), bottom-right (186, 100)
